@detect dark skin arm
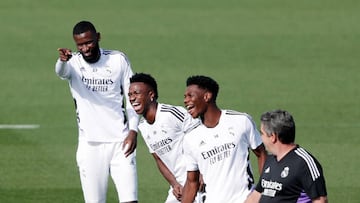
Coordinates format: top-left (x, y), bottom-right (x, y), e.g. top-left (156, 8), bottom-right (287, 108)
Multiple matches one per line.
top-left (198, 173), bottom-right (205, 193)
top-left (251, 143), bottom-right (267, 174)
top-left (152, 153), bottom-right (183, 201)
top-left (181, 170), bottom-right (200, 203)
top-left (57, 48), bottom-right (72, 61)
top-left (312, 196), bottom-right (328, 203)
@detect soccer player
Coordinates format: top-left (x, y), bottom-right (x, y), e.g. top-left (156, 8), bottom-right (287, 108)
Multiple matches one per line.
top-left (245, 109), bottom-right (328, 203)
top-left (181, 75), bottom-right (267, 203)
top-left (55, 21), bottom-right (139, 203)
top-left (128, 73), bottom-right (203, 203)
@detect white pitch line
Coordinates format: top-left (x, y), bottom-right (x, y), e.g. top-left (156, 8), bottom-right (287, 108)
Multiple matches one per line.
top-left (0, 124), bottom-right (40, 129)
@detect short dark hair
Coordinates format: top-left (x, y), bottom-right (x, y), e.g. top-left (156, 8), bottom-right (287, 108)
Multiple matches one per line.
top-left (73, 21), bottom-right (97, 35)
top-left (260, 109), bottom-right (296, 144)
top-left (130, 73), bottom-right (158, 100)
top-left (186, 75), bottom-right (219, 102)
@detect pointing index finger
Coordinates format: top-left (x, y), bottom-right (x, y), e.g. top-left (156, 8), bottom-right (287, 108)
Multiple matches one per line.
top-left (57, 48), bottom-right (72, 55)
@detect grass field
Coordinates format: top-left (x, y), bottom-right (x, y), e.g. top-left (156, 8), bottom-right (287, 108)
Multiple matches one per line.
top-left (0, 0), bottom-right (359, 202)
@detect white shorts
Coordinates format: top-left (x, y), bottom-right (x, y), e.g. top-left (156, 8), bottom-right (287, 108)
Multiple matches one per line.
top-left (76, 141), bottom-right (138, 203)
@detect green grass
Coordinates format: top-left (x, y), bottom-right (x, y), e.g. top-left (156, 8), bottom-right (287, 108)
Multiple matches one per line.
top-left (0, 0), bottom-right (359, 202)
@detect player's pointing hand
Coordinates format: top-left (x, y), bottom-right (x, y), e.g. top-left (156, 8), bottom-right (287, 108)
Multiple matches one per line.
top-left (57, 48), bottom-right (72, 62)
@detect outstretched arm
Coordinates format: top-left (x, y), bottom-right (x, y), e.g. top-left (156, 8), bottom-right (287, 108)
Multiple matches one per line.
top-left (57, 48), bottom-right (72, 62)
top-left (55, 48), bottom-right (72, 78)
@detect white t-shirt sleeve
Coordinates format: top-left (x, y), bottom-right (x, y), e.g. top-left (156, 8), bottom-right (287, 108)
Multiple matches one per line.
top-left (138, 123), bottom-right (154, 153)
top-left (245, 115), bottom-right (263, 149)
top-left (55, 59), bottom-right (71, 80)
top-left (183, 134), bottom-right (199, 171)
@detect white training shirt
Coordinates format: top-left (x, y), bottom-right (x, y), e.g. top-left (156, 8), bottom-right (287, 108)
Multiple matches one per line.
top-left (55, 49), bottom-right (138, 142)
top-left (138, 103), bottom-right (200, 185)
top-left (183, 110), bottom-right (263, 203)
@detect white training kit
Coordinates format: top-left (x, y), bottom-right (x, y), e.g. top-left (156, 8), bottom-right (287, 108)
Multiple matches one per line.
top-left (183, 110), bottom-right (263, 203)
top-left (138, 103), bottom-right (201, 203)
top-left (55, 49), bottom-right (139, 203)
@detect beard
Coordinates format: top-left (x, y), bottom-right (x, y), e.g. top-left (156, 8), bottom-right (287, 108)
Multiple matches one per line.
top-left (81, 43), bottom-right (101, 63)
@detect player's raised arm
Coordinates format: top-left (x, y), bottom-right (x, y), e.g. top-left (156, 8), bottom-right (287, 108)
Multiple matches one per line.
top-left (55, 48), bottom-right (73, 79)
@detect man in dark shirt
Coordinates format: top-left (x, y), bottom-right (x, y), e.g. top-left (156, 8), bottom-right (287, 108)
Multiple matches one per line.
top-left (245, 109), bottom-right (327, 203)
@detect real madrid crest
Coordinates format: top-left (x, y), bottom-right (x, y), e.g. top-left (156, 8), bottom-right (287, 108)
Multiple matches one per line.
top-left (281, 167), bottom-right (289, 178)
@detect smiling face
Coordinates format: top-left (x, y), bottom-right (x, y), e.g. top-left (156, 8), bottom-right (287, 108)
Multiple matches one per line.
top-left (128, 82), bottom-right (154, 115)
top-left (73, 30), bottom-right (100, 63)
top-left (184, 84), bottom-right (208, 118)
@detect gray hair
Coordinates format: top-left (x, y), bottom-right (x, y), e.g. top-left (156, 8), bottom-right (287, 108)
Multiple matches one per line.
top-left (260, 109), bottom-right (296, 144)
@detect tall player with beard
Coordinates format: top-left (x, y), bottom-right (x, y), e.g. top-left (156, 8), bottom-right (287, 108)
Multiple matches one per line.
top-left (128, 73), bottom-right (203, 203)
top-left (181, 75), bottom-right (267, 203)
top-left (55, 21), bottom-right (139, 203)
